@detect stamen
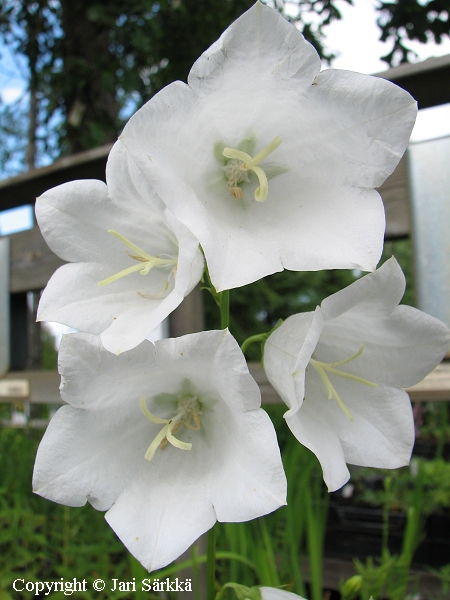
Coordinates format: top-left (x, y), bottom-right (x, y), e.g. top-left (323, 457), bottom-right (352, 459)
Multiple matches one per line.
top-left (222, 136), bottom-right (282, 202)
top-left (309, 345), bottom-right (377, 420)
top-left (140, 394), bottom-right (201, 461)
top-left (98, 230), bottom-right (177, 287)
top-left (139, 396), bottom-right (170, 424)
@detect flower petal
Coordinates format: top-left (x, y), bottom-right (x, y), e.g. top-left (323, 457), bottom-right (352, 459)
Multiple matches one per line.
top-left (264, 309), bottom-right (323, 413)
top-left (188, 2), bottom-right (320, 99)
top-left (310, 69), bottom-right (417, 188)
top-left (260, 587), bottom-right (307, 600)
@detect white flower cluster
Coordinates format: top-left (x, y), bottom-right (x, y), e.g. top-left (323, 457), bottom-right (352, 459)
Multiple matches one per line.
top-left (33, 1), bottom-right (449, 573)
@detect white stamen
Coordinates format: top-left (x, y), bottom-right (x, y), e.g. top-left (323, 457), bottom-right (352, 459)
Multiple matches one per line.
top-left (222, 136), bottom-right (282, 202)
top-left (140, 394), bottom-right (201, 461)
top-left (309, 345), bottom-right (377, 420)
top-left (98, 230), bottom-right (177, 288)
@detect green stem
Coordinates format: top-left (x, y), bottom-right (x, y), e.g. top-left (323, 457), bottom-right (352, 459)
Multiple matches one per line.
top-left (220, 289), bottom-right (230, 330)
top-left (240, 333), bottom-right (267, 355)
top-left (191, 544), bottom-right (201, 600)
top-left (381, 477), bottom-right (392, 557)
top-left (207, 525), bottom-right (216, 600)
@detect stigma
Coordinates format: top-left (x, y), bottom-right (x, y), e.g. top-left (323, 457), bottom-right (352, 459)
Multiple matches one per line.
top-left (222, 136), bottom-right (282, 202)
top-left (140, 393), bottom-right (202, 461)
top-left (309, 345), bottom-right (377, 420)
top-left (98, 230), bottom-right (177, 289)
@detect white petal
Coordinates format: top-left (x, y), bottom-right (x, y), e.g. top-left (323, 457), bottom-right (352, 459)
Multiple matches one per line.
top-left (189, 2), bottom-right (320, 99)
top-left (37, 261), bottom-right (184, 354)
top-left (321, 256), bottom-right (406, 320)
top-left (36, 180), bottom-right (117, 263)
top-left (260, 587), bottom-right (307, 600)
top-left (311, 69), bottom-right (417, 188)
top-left (105, 444), bottom-right (217, 572)
top-left (289, 368), bottom-right (414, 491)
top-left (317, 305), bottom-right (450, 388)
top-left (335, 380), bottom-right (414, 469)
top-left (264, 310), bottom-right (323, 412)
top-left (32, 404), bottom-right (148, 511)
top-left (318, 259), bottom-right (450, 387)
top-left (107, 394), bottom-right (285, 571)
top-left (285, 398), bottom-right (350, 493)
top-left (58, 333), bottom-right (158, 409)
top-left (264, 258), bottom-right (449, 490)
top-left (106, 140), bottom-right (166, 215)
top-left (121, 3), bottom-right (410, 291)
top-left (211, 407), bottom-right (287, 522)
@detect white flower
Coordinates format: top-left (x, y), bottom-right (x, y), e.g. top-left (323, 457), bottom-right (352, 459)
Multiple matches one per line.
top-left (120, 2), bottom-right (416, 292)
top-left (260, 588), bottom-right (307, 600)
top-left (36, 141), bottom-right (204, 355)
top-left (264, 258), bottom-right (450, 492)
top-left (33, 330), bottom-right (287, 571)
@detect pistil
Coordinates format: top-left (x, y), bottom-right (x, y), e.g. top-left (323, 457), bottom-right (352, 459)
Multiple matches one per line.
top-left (309, 345), bottom-right (377, 420)
top-left (222, 136), bottom-right (282, 202)
top-left (140, 394), bottom-right (202, 461)
top-left (98, 230), bottom-right (177, 287)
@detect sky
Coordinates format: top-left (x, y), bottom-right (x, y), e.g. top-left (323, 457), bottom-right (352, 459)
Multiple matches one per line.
top-left (1, 0), bottom-right (450, 236)
top-left (322, 0), bottom-right (450, 143)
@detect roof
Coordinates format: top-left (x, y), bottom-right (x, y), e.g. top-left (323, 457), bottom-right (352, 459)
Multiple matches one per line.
top-left (2, 53), bottom-right (450, 275)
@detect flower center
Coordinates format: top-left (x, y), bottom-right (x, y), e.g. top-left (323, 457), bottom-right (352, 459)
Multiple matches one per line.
top-left (140, 394), bottom-right (202, 461)
top-left (98, 230), bottom-right (177, 295)
top-left (222, 136), bottom-right (282, 202)
top-left (309, 344), bottom-right (377, 420)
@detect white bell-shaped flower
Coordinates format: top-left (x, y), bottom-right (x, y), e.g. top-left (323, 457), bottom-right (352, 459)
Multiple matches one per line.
top-left (120, 2), bottom-right (417, 292)
top-left (33, 330), bottom-right (287, 571)
top-left (36, 141), bottom-right (204, 354)
top-left (264, 258), bottom-right (450, 491)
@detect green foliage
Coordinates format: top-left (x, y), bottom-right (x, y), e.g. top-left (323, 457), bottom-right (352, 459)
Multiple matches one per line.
top-left (352, 457), bottom-right (450, 515)
top-left (0, 419), bottom-right (330, 600)
top-left (1, 418), bottom-right (449, 599)
top-left (40, 325), bottom-right (58, 370)
top-left (340, 460), bottom-right (450, 600)
top-left (381, 238), bottom-right (415, 307)
top-left (0, 98), bottom-right (28, 176)
top-left (205, 268), bottom-right (361, 360)
top-left (0, 428), bottom-right (129, 599)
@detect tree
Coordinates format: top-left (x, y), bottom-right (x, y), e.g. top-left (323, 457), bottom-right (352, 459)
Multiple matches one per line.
top-left (1, 0), bottom-right (449, 173)
top-left (377, 0), bottom-right (450, 65)
top-left (0, 0), bottom-right (355, 169)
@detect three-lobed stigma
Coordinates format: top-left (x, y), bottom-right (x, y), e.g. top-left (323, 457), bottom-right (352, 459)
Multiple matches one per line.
top-left (222, 136), bottom-right (282, 202)
top-left (98, 230), bottom-right (177, 290)
top-left (309, 345), bottom-right (377, 420)
top-left (140, 394), bottom-right (202, 461)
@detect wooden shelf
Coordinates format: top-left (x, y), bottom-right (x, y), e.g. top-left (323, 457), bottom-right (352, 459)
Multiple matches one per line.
top-left (2, 361), bottom-right (450, 406)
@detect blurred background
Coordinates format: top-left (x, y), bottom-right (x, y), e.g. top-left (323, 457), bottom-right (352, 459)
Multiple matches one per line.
top-left (0, 1), bottom-right (450, 599)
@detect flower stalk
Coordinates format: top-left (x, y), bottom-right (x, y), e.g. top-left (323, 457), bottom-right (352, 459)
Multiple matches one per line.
top-left (207, 525), bottom-right (216, 600)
